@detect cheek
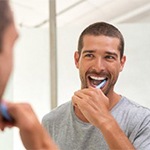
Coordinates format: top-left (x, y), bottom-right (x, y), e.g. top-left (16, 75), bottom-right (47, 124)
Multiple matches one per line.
top-left (107, 64), bottom-right (120, 79)
top-left (78, 63), bottom-right (88, 82)
top-left (1, 53), bottom-right (13, 74)
top-left (112, 67), bottom-right (121, 82)
top-left (78, 61), bottom-right (89, 75)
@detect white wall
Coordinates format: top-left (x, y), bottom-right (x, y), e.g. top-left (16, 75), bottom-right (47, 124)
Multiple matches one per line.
top-left (13, 28), bottom-right (51, 150)
top-left (13, 28), bottom-right (51, 121)
top-left (115, 24), bottom-right (150, 107)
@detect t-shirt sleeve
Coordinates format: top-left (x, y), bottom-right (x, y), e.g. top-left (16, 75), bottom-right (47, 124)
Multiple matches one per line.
top-left (133, 113), bottom-right (150, 150)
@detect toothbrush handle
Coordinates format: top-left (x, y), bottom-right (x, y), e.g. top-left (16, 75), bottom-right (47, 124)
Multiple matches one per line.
top-left (96, 80), bottom-right (106, 89)
top-left (0, 103), bottom-right (14, 122)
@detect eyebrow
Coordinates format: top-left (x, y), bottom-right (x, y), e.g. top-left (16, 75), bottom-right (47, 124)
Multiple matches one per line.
top-left (82, 50), bottom-right (95, 54)
top-left (82, 50), bottom-right (118, 55)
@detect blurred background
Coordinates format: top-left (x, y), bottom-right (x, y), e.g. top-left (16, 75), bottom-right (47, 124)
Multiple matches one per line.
top-left (10, 0), bottom-right (150, 27)
top-left (1, 0), bottom-right (150, 149)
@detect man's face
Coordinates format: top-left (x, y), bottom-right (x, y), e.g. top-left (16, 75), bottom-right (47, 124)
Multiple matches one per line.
top-left (74, 35), bottom-right (126, 96)
top-left (0, 21), bottom-right (18, 98)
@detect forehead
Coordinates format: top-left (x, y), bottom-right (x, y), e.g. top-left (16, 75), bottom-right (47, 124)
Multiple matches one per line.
top-left (82, 35), bottom-right (120, 51)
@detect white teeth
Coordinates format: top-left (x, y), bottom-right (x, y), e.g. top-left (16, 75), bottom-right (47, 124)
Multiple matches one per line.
top-left (90, 76), bottom-right (105, 80)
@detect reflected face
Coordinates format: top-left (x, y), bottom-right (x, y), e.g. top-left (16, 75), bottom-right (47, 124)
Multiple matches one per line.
top-left (0, 21), bottom-right (18, 98)
top-left (74, 35), bottom-right (126, 95)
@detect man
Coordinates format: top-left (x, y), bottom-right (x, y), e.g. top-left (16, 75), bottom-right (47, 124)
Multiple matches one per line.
top-left (0, 0), bottom-right (58, 149)
top-left (42, 22), bottom-right (150, 150)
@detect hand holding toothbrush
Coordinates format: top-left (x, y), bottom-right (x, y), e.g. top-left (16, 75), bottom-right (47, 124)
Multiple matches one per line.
top-left (72, 79), bottom-right (110, 127)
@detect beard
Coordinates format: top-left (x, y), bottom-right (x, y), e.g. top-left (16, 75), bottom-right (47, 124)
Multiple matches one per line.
top-left (80, 76), bottom-right (88, 89)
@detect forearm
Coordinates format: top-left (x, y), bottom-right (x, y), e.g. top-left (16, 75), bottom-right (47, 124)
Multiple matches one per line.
top-left (20, 125), bottom-right (59, 150)
top-left (99, 116), bottom-right (135, 150)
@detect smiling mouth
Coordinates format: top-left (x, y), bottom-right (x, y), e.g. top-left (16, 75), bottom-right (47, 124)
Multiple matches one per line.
top-left (88, 75), bottom-right (107, 87)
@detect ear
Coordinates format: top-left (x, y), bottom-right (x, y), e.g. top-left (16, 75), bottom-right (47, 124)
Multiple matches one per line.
top-left (120, 55), bottom-right (126, 72)
top-left (74, 51), bottom-right (80, 69)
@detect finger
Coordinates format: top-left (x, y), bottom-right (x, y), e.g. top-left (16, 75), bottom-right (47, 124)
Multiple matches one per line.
top-left (72, 94), bottom-right (98, 112)
top-left (74, 90), bottom-right (102, 110)
top-left (74, 91), bottom-right (103, 113)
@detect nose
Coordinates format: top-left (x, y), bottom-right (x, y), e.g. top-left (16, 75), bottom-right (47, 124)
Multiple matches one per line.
top-left (92, 57), bottom-right (105, 72)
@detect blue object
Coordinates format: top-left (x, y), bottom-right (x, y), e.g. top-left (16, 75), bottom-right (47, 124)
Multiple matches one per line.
top-left (96, 79), bottom-right (107, 89)
top-left (0, 103), bottom-right (13, 122)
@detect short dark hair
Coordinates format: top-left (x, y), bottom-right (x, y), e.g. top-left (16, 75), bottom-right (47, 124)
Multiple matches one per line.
top-left (78, 22), bottom-right (124, 59)
top-left (0, 0), bottom-right (12, 52)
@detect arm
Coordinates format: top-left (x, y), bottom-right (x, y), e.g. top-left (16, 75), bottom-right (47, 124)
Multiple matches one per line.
top-left (72, 88), bottom-right (135, 150)
top-left (0, 102), bottom-right (59, 150)
top-left (98, 115), bottom-right (135, 150)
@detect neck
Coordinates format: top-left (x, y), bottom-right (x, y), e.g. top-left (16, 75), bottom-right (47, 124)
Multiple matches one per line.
top-left (107, 91), bottom-right (121, 110)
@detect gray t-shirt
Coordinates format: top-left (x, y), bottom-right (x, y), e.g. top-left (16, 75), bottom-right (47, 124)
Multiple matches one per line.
top-left (42, 96), bottom-right (150, 150)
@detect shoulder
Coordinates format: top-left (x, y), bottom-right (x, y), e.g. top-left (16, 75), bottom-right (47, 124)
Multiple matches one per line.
top-left (123, 97), bottom-right (150, 112)
top-left (42, 101), bottom-right (71, 124)
top-left (112, 96), bottom-right (150, 122)
top-left (121, 96), bottom-right (150, 121)
top-left (123, 98), bottom-right (150, 149)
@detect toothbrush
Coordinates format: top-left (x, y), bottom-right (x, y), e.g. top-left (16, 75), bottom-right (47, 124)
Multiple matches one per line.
top-left (0, 102), bottom-right (14, 122)
top-left (96, 79), bottom-right (107, 89)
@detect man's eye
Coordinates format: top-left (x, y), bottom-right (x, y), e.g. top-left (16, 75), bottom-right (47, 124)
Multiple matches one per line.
top-left (85, 54), bottom-right (94, 58)
top-left (105, 55), bottom-right (115, 60)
